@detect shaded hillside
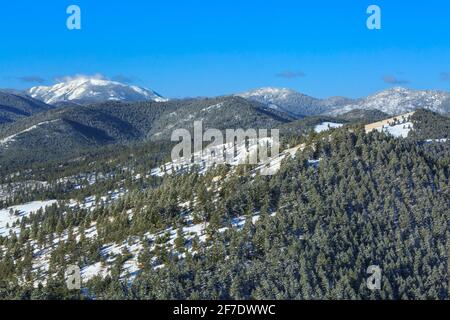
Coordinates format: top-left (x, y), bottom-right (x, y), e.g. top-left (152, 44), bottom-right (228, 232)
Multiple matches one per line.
top-left (0, 96), bottom-right (294, 167)
top-left (0, 91), bottom-right (54, 125)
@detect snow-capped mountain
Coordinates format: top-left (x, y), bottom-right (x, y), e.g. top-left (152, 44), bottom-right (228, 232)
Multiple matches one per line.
top-left (238, 87), bottom-right (450, 117)
top-left (28, 77), bottom-right (167, 105)
top-left (237, 87), bottom-right (299, 108)
top-left (237, 87), bottom-right (355, 117)
top-left (329, 87), bottom-right (450, 116)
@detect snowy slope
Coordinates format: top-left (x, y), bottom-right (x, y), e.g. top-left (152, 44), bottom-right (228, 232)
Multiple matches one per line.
top-left (237, 88), bottom-right (301, 111)
top-left (151, 137), bottom-right (304, 178)
top-left (237, 87), bottom-right (355, 117)
top-left (238, 87), bottom-right (450, 117)
top-left (0, 200), bottom-right (57, 236)
top-left (330, 87), bottom-right (450, 116)
top-left (28, 77), bottom-right (167, 105)
top-left (365, 112), bottom-right (415, 138)
top-left (0, 120), bottom-right (60, 149)
top-left (379, 122), bottom-right (414, 138)
top-left (314, 122), bottom-right (344, 133)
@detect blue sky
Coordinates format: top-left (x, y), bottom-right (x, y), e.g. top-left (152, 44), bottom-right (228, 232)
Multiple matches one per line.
top-left (0, 0), bottom-right (449, 98)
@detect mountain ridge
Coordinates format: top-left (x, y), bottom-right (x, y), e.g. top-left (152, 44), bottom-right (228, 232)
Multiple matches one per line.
top-left (237, 86), bottom-right (450, 117)
top-left (28, 77), bottom-right (167, 105)
top-left (0, 96), bottom-right (295, 166)
top-left (237, 87), bottom-right (356, 117)
top-left (0, 91), bottom-right (54, 125)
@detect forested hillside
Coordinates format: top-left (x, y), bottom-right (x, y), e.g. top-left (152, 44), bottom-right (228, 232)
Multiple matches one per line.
top-left (0, 91), bottom-right (54, 125)
top-left (0, 97), bottom-right (294, 168)
top-left (410, 109), bottom-right (450, 140)
top-left (0, 117), bottom-right (449, 299)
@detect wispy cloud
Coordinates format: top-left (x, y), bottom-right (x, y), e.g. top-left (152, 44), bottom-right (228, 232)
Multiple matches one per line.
top-left (54, 73), bottom-right (106, 83)
top-left (276, 70), bottom-right (306, 79)
top-left (52, 73), bottom-right (140, 84)
top-left (111, 74), bottom-right (140, 84)
top-left (440, 72), bottom-right (450, 81)
top-left (382, 75), bottom-right (410, 85)
top-left (16, 76), bottom-right (46, 84)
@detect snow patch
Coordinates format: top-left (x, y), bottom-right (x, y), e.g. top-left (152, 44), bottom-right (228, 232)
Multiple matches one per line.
top-left (314, 122), bottom-right (343, 133)
top-left (0, 120), bottom-right (59, 148)
top-left (0, 200), bottom-right (57, 236)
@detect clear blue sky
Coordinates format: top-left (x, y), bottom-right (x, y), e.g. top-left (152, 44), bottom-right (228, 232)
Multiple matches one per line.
top-left (1, 0), bottom-right (449, 98)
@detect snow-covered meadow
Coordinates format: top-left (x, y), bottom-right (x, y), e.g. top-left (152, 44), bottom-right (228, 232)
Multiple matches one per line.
top-left (0, 200), bottom-right (57, 236)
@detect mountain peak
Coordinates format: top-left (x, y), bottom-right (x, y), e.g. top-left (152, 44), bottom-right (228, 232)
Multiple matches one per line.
top-left (238, 87), bottom-right (298, 98)
top-left (28, 77), bottom-right (168, 105)
top-left (329, 87), bottom-right (450, 116)
top-left (236, 87), bottom-right (353, 117)
top-left (390, 86), bottom-right (410, 91)
top-left (237, 86), bottom-right (450, 117)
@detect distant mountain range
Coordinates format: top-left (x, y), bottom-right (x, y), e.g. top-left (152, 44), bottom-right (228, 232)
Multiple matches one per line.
top-left (27, 77), bottom-right (167, 105)
top-left (329, 87), bottom-right (450, 116)
top-left (1, 78), bottom-right (450, 128)
top-left (237, 87), bottom-right (450, 117)
top-left (0, 96), bottom-right (295, 166)
top-left (14, 77), bottom-right (450, 117)
top-left (237, 87), bottom-right (355, 117)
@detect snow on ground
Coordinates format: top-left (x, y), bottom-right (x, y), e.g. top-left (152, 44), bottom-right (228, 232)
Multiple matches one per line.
top-left (308, 159), bottom-right (321, 167)
top-left (314, 122), bottom-right (343, 133)
top-left (152, 138), bottom-right (304, 178)
top-left (365, 112), bottom-right (415, 138)
top-left (0, 180), bottom-right (49, 201)
top-left (81, 262), bottom-right (105, 281)
top-left (29, 77), bottom-right (167, 104)
top-left (252, 144), bottom-right (303, 176)
top-left (67, 188), bottom-right (126, 211)
top-left (202, 102), bottom-right (224, 112)
top-left (74, 210), bottom-right (270, 284)
top-left (0, 120), bottom-right (59, 148)
top-left (425, 139), bottom-right (448, 143)
top-left (0, 200), bottom-right (57, 236)
top-left (151, 137), bottom-right (281, 177)
top-left (376, 122), bottom-right (413, 138)
top-left (1, 168), bottom-right (283, 287)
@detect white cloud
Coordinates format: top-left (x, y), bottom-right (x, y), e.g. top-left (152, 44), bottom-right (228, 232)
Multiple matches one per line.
top-left (54, 73), bottom-right (106, 83)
